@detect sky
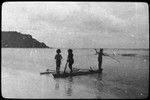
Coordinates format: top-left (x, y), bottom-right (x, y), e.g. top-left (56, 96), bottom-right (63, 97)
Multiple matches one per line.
top-left (2, 2), bottom-right (149, 48)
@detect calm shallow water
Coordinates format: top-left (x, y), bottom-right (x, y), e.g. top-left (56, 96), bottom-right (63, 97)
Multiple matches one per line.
top-left (1, 48), bottom-right (149, 99)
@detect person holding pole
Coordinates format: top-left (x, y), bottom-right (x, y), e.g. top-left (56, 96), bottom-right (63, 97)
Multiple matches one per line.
top-left (95, 48), bottom-right (120, 72)
top-left (95, 48), bottom-right (108, 72)
top-left (67, 49), bottom-right (74, 73)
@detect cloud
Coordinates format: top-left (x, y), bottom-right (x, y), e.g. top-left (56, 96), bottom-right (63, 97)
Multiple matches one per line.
top-left (2, 2), bottom-right (149, 48)
top-left (25, 2), bottom-right (128, 35)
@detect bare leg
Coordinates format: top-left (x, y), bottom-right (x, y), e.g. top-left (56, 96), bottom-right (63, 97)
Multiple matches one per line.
top-left (98, 61), bottom-right (102, 71)
top-left (56, 63), bottom-right (60, 74)
top-left (68, 63), bottom-right (73, 73)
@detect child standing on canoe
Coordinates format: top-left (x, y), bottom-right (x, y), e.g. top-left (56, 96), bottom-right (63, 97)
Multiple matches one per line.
top-left (95, 48), bottom-right (108, 72)
top-left (55, 49), bottom-right (62, 74)
top-left (67, 49), bottom-right (74, 73)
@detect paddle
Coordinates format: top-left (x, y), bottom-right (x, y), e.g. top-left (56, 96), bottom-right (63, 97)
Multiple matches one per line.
top-left (63, 61), bottom-right (68, 73)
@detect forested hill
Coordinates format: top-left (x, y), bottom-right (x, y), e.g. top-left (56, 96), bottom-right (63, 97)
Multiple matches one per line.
top-left (2, 31), bottom-right (49, 48)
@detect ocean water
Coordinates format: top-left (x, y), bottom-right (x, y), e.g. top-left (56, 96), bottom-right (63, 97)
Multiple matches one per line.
top-left (1, 48), bottom-right (149, 99)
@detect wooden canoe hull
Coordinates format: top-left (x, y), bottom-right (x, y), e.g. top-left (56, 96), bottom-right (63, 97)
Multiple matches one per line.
top-left (53, 69), bottom-right (102, 78)
top-left (40, 71), bottom-right (55, 75)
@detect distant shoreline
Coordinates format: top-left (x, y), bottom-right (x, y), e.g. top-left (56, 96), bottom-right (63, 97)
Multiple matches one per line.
top-left (2, 31), bottom-right (50, 48)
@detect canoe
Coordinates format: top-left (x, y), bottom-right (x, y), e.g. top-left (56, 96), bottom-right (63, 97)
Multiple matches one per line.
top-left (52, 69), bottom-right (102, 78)
top-left (40, 68), bottom-right (81, 75)
top-left (40, 68), bottom-right (103, 78)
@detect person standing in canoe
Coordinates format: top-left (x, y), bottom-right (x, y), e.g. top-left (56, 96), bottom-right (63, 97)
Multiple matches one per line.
top-left (55, 49), bottom-right (62, 74)
top-left (67, 49), bottom-right (74, 73)
top-left (95, 48), bottom-right (108, 72)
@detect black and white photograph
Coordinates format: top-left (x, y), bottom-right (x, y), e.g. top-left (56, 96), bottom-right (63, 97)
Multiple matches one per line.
top-left (1, 2), bottom-right (149, 99)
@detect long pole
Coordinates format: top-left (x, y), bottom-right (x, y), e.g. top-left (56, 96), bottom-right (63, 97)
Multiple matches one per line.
top-left (64, 62), bottom-right (68, 73)
top-left (106, 55), bottom-right (120, 63)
